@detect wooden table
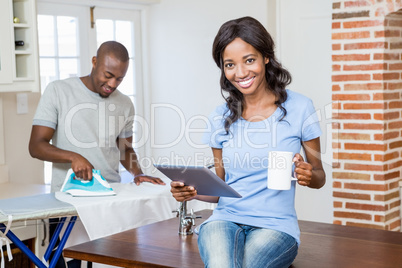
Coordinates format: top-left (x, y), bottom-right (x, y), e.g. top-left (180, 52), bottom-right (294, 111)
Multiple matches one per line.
top-left (64, 210), bottom-right (402, 267)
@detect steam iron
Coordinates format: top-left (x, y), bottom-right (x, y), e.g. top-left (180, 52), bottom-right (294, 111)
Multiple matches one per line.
top-left (60, 169), bottom-right (116, 196)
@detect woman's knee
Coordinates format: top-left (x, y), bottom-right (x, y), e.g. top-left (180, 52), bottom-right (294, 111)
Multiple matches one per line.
top-left (198, 221), bottom-right (245, 268)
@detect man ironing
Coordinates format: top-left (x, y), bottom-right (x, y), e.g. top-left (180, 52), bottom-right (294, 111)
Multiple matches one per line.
top-left (29, 41), bottom-right (164, 191)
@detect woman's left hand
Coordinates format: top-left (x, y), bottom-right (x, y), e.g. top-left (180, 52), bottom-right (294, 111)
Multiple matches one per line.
top-left (293, 153), bottom-right (313, 187)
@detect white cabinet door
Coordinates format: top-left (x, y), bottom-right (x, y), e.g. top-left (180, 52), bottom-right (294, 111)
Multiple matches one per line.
top-left (0, 0), bottom-right (14, 85)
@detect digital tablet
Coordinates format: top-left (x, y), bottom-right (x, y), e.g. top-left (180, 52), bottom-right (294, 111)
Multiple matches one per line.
top-left (154, 164), bottom-right (242, 198)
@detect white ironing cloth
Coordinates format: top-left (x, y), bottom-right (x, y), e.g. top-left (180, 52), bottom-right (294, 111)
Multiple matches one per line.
top-left (56, 178), bottom-right (180, 240)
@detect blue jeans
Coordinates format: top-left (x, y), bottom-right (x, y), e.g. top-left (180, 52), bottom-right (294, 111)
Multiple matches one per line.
top-left (198, 221), bottom-right (298, 268)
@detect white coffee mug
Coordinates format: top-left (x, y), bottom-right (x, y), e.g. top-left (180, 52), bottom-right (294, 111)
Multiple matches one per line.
top-left (267, 151), bottom-right (297, 190)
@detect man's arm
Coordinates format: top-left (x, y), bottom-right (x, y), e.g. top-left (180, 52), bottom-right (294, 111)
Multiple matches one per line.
top-left (29, 125), bottom-right (94, 180)
top-left (117, 136), bottom-right (165, 185)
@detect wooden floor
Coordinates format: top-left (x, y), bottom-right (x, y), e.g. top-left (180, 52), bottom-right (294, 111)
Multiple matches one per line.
top-left (64, 210), bottom-right (402, 267)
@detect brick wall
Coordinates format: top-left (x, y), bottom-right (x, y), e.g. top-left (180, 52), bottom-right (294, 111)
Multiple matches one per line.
top-left (332, 0), bottom-right (402, 230)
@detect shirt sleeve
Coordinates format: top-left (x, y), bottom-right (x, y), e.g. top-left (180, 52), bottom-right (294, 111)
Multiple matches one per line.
top-left (32, 82), bottom-right (59, 129)
top-left (118, 99), bottom-right (134, 139)
top-left (301, 99), bottom-right (322, 142)
top-left (202, 105), bottom-right (229, 149)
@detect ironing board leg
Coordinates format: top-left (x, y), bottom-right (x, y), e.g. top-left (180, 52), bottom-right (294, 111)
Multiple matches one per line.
top-left (1, 223), bottom-right (47, 268)
top-left (48, 216), bottom-right (77, 268)
top-left (44, 217), bottom-right (67, 262)
top-left (1, 216), bottom-right (77, 268)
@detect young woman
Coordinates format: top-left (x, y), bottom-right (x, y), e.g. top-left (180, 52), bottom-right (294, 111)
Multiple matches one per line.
top-left (170, 16), bottom-right (325, 268)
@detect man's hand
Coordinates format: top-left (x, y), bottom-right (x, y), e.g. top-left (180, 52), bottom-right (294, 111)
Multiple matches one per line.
top-left (71, 154), bottom-right (94, 180)
top-left (133, 174), bottom-right (166, 186)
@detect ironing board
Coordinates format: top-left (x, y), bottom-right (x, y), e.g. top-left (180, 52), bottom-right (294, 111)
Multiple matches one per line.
top-left (0, 180), bottom-right (216, 268)
top-left (0, 193), bottom-right (77, 268)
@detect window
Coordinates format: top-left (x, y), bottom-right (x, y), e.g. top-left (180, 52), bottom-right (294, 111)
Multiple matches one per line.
top-left (37, 15), bottom-right (80, 92)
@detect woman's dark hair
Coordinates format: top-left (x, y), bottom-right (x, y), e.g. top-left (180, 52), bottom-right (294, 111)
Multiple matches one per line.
top-left (212, 16), bottom-right (292, 133)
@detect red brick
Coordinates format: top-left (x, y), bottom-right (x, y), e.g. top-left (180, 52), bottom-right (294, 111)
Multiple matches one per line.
top-left (389, 101), bottom-right (402, 109)
top-left (334, 132), bottom-right (371, 140)
top-left (332, 122), bottom-right (340, 130)
top-left (334, 211), bottom-right (371, 220)
top-left (344, 83), bottom-right (384, 90)
top-left (374, 151), bottom-right (399, 162)
top-left (332, 102), bottom-right (342, 109)
top-left (343, 63), bottom-right (386, 71)
top-left (373, 92), bottom-right (400, 100)
top-left (344, 42), bottom-right (387, 50)
top-left (334, 113), bottom-right (371, 120)
top-left (333, 94), bottom-right (370, 101)
top-left (333, 172), bottom-right (371, 180)
top-left (343, 103), bottom-right (385, 110)
top-left (344, 182), bottom-right (387, 191)
top-left (384, 30), bottom-right (401, 37)
top-left (344, 1), bottom-right (371, 8)
top-left (343, 20), bottom-right (383, 28)
top-left (389, 140), bottom-right (402, 149)
top-left (388, 17), bottom-right (402, 26)
top-left (390, 199), bottom-right (401, 210)
top-left (334, 152), bottom-right (372, 161)
top-left (332, 74), bottom-right (371, 82)
top-left (374, 171), bottom-right (400, 181)
top-left (373, 53), bottom-right (399, 60)
top-left (344, 123), bottom-right (384, 130)
top-left (373, 73), bottom-right (400, 80)
top-left (332, 84), bottom-right (341, 91)
top-left (333, 64), bottom-right (341, 71)
top-left (374, 112), bottom-right (400, 120)
top-left (390, 219), bottom-right (401, 230)
top-left (332, 44), bottom-right (341, 50)
top-left (333, 162), bottom-right (341, 168)
top-left (375, 30), bottom-right (401, 38)
top-left (332, 54), bottom-right (370, 61)
top-left (389, 63), bottom-right (402, 70)
top-left (377, 131), bottom-right (399, 140)
top-left (332, 11), bottom-right (370, 20)
top-left (345, 143), bottom-right (387, 151)
top-left (333, 181), bottom-right (342, 188)
top-left (389, 121), bottom-right (402, 130)
top-left (389, 160), bottom-right (402, 170)
top-left (333, 191), bottom-right (371, 200)
top-left (332, 22), bottom-right (341, 29)
top-left (385, 210), bottom-right (400, 222)
top-left (334, 201), bottom-right (343, 208)
top-left (344, 163), bottom-right (384, 172)
top-left (333, 142), bottom-right (341, 149)
top-left (388, 82), bottom-right (402, 90)
top-left (374, 214), bottom-right (385, 223)
top-left (345, 202), bottom-right (386, 211)
top-left (390, 42), bottom-right (402, 49)
top-left (375, 191), bottom-right (400, 202)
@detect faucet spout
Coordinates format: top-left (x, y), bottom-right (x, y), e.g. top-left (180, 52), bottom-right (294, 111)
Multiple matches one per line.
top-left (174, 201), bottom-right (202, 235)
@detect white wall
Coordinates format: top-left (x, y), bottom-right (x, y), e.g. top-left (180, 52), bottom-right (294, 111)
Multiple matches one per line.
top-left (145, 0), bottom-right (269, 169)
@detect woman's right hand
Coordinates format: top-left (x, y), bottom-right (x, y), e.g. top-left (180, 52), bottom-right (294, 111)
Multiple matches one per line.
top-left (170, 181), bottom-right (197, 202)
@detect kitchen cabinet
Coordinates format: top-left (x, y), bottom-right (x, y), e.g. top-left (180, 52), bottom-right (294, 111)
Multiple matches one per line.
top-left (0, 0), bottom-right (40, 92)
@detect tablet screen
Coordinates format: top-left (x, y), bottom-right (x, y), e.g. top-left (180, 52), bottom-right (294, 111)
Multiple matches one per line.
top-left (154, 165), bottom-right (242, 198)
